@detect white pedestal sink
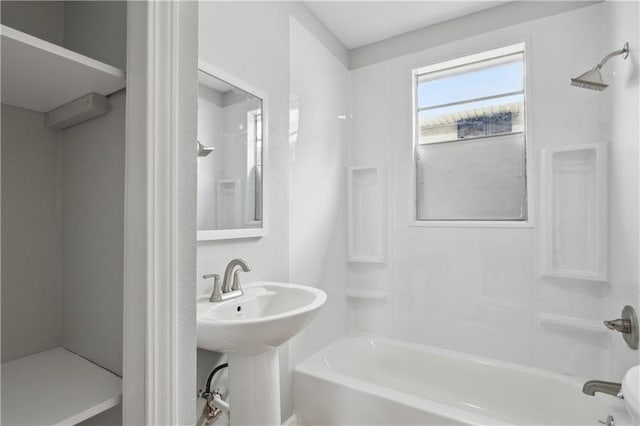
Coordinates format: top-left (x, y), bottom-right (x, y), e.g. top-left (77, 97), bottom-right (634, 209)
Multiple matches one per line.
top-left (197, 281), bottom-right (326, 426)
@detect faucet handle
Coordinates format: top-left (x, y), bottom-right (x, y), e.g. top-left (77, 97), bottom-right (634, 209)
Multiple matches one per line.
top-left (203, 273), bottom-right (223, 302)
top-left (231, 269), bottom-right (242, 292)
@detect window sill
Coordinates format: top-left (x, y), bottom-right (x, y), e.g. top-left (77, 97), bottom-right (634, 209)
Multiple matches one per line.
top-left (410, 220), bottom-right (533, 229)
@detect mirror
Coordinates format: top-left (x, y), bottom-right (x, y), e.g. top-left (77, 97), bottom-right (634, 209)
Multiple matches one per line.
top-left (197, 65), bottom-right (265, 240)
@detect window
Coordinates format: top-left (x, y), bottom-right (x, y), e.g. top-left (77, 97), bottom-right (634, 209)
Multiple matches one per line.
top-left (413, 44), bottom-right (527, 222)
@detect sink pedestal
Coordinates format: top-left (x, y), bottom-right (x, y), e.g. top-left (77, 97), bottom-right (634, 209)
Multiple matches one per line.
top-left (228, 348), bottom-right (281, 425)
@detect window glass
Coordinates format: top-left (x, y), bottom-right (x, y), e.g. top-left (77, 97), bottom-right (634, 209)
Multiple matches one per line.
top-left (416, 134), bottom-right (527, 220)
top-left (414, 46), bottom-right (527, 222)
top-left (417, 56), bottom-right (524, 109)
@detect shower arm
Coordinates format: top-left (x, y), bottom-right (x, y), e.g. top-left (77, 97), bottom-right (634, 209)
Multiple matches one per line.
top-left (594, 42), bottom-right (629, 70)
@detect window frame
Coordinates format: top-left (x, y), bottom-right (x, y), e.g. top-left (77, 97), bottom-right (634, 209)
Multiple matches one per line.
top-left (246, 108), bottom-right (262, 225)
top-left (410, 42), bottom-right (533, 228)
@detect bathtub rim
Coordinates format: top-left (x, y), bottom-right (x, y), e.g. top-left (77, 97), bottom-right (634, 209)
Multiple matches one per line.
top-left (302, 333), bottom-right (600, 386)
top-left (295, 357), bottom-right (502, 426)
top-left (294, 333), bottom-right (628, 426)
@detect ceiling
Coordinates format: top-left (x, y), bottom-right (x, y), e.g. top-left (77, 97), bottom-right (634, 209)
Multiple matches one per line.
top-left (304, 1), bottom-right (509, 49)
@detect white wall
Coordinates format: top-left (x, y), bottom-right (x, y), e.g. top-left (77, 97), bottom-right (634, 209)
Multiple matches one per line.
top-left (349, 1), bottom-right (598, 69)
top-left (221, 98), bottom-right (260, 183)
top-left (197, 2), bottom-right (348, 421)
top-left (197, 89), bottom-right (224, 230)
top-left (602, 0), bottom-right (640, 380)
top-left (287, 12), bottom-right (350, 412)
top-left (1, 1), bottom-right (65, 45)
top-left (63, 1), bottom-right (127, 70)
top-left (61, 91), bottom-right (125, 376)
top-left (349, 2), bottom-right (639, 380)
top-left (1, 1), bottom-right (126, 70)
top-left (1, 105), bottom-right (62, 362)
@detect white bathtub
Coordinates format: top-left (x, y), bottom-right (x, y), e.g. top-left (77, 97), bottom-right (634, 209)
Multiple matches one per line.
top-left (293, 335), bottom-right (630, 425)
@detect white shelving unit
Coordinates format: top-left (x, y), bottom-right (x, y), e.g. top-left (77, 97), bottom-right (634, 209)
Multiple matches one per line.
top-left (538, 312), bottom-right (607, 335)
top-left (1, 21), bottom-right (124, 426)
top-left (1, 24), bottom-right (126, 113)
top-left (1, 348), bottom-right (122, 425)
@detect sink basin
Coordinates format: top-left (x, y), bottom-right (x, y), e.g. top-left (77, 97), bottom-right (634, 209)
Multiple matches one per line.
top-left (197, 281), bottom-right (326, 354)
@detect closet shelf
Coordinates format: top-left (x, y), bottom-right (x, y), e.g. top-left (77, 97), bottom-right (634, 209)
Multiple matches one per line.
top-left (1, 24), bottom-right (126, 113)
top-left (345, 289), bottom-right (389, 300)
top-left (1, 347), bottom-right (122, 425)
top-left (538, 312), bottom-right (607, 334)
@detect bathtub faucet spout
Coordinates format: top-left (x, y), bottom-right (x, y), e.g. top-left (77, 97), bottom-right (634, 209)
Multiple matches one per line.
top-left (582, 380), bottom-right (622, 398)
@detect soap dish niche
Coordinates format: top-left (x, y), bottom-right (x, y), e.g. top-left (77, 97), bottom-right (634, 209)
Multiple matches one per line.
top-left (347, 166), bottom-right (386, 263)
top-left (540, 142), bottom-right (608, 282)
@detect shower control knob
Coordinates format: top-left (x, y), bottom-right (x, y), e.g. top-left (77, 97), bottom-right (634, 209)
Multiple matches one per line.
top-left (603, 306), bottom-right (639, 350)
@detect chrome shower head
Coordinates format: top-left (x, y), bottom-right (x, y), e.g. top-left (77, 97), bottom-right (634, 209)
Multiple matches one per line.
top-left (571, 42), bottom-right (630, 91)
top-left (197, 141), bottom-right (215, 157)
top-left (571, 68), bottom-right (608, 91)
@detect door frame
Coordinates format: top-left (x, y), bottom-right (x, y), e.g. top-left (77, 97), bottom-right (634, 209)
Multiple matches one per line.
top-left (124, 2), bottom-right (198, 424)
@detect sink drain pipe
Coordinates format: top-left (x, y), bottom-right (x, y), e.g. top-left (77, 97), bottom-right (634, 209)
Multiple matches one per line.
top-left (212, 393), bottom-right (230, 411)
top-left (198, 362), bottom-right (230, 425)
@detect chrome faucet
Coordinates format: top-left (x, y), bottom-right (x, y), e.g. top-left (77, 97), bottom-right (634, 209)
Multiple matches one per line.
top-left (202, 258), bottom-right (251, 303)
top-left (222, 258), bottom-right (251, 293)
top-left (582, 380), bottom-right (623, 398)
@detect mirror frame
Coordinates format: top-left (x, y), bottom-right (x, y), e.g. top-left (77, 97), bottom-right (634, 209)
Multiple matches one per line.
top-left (197, 59), bottom-right (268, 241)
